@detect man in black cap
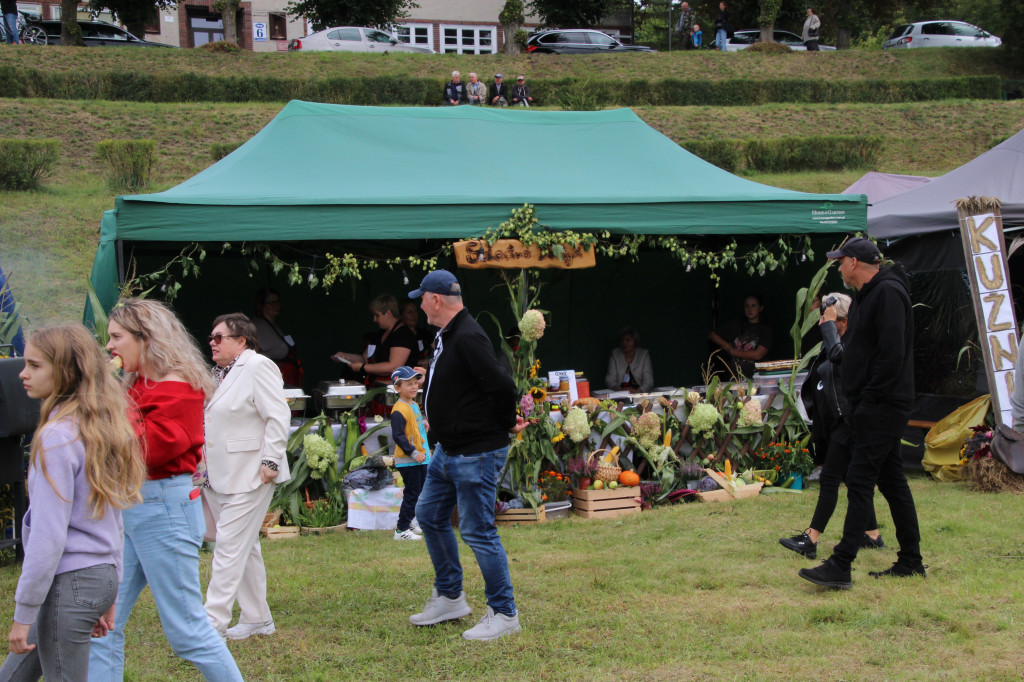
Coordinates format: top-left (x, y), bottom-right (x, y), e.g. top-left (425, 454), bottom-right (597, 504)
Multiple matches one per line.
top-left (799, 237), bottom-right (925, 589)
top-left (406, 270), bottom-right (526, 640)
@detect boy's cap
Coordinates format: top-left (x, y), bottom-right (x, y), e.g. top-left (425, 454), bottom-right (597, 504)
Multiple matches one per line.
top-left (495, 73), bottom-right (503, 78)
top-left (825, 237), bottom-right (882, 264)
top-left (391, 366), bottom-right (425, 383)
top-left (409, 269), bottom-right (461, 297)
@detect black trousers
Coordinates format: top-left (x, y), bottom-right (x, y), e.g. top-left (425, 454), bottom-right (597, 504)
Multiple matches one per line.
top-left (831, 407), bottom-right (921, 570)
top-left (809, 421), bottom-right (879, 534)
top-left (397, 464), bottom-right (427, 531)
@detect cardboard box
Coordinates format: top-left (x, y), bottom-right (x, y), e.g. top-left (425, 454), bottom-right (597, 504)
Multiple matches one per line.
top-left (571, 486), bottom-right (641, 519)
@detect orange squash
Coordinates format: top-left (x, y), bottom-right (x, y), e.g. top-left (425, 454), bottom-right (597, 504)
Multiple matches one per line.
top-left (619, 470), bottom-right (640, 487)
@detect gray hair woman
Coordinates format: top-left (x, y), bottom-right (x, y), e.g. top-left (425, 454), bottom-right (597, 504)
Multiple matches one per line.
top-left (203, 312), bottom-right (291, 640)
top-left (605, 326), bottom-right (654, 393)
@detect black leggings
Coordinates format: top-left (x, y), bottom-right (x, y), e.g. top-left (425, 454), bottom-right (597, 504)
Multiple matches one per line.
top-left (809, 422), bottom-right (878, 533)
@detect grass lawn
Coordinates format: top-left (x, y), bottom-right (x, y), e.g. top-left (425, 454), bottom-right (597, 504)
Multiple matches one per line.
top-left (0, 44), bottom-right (1017, 82)
top-left (2, 475), bottom-right (1021, 680)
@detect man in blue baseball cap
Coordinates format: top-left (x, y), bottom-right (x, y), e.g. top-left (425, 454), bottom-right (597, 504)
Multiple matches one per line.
top-left (406, 270), bottom-right (526, 641)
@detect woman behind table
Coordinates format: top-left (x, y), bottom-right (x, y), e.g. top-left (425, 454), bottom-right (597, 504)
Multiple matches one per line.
top-left (1, 325), bottom-right (144, 681)
top-left (333, 294), bottom-right (417, 402)
top-left (779, 293), bottom-right (885, 559)
top-left (90, 299), bottom-right (242, 680)
top-left (400, 298), bottom-right (432, 368)
top-left (203, 313), bottom-right (290, 640)
top-left (708, 293), bottom-right (773, 378)
top-left (605, 327), bottom-right (654, 393)
top-left (253, 287), bottom-right (303, 388)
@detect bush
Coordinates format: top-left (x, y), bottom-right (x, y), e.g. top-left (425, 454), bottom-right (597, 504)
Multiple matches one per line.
top-left (96, 139), bottom-right (155, 190)
top-left (557, 76), bottom-right (601, 111)
top-left (743, 135), bottom-right (881, 172)
top-left (0, 139), bottom-right (60, 190)
top-left (201, 41), bottom-right (242, 53)
top-left (210, 142), bottom-right (242, 161)
top-left (746, 41), bottom-right (792, 54)
top-left (680, 138), bottom-right (742, 172)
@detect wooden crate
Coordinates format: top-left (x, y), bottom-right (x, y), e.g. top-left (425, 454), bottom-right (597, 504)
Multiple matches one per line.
top-left (696, 468), bottom-right (764, 502)
top-left (571, 486), bottom-right (641, 519)
top-left (495, 506), bottom-right (546, 526)
top-left (263, 525), bottom-right (299, 540)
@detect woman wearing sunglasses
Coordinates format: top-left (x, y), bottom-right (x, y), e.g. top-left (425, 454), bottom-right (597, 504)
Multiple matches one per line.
top-left (91, 299), bottom-right (242, 680)
top-left (202, 313), bottom-right (290, 641)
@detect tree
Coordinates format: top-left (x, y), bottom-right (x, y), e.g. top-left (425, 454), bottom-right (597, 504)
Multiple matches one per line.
top-left (89, 0), bottom-right (175, 41)
top-left (757, 0), bottom-right (782, 43)
top-left (60, 0), bottom-right (82, 45)
top-left (528, 0), bottom-right (620, 29)
top-left (500, 0), bottom-right (525, 55)
top-left (286, 0), bottom-right (419, 31)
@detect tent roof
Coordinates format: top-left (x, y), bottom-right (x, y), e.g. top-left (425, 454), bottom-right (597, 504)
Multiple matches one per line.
top-left (843, 171), bottom-right (930, 205)
top-left (868, 128), bottom-right (1024, 239)
top-left (111, 101), bottom-right (864, 241)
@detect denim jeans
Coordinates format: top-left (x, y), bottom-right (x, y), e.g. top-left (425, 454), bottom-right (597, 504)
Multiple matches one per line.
top-left (2, 14), bottom-right (17, 44)
top-left (716, 28), bottom-right (727, 51)
top-left (831, 408), bottom-right (921, 571)
top-left (415, 445), bottom-right (517, 616)
top-left (0, 564), bottom-right (116, 682)
top-left (89, 475), bottom-right (242, 682)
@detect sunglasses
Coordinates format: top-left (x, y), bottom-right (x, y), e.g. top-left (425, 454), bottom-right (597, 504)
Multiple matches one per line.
top-left (208, 333), bottom-right (241, 344)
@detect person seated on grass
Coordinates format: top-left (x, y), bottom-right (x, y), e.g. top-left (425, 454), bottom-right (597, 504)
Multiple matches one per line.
top-left (443, 71), bottom-right (466, 106)
top-left (511, 76), bottom-right (533, 107)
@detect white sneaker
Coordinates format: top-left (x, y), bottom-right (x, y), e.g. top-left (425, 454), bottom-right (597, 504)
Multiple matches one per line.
top-left (462, 607), bottom-right (520, 641)
top-left (409, 519), bottom-right (422, 534)
top-left (225, 620), bottom-right (275, 640)
top-left (394, 529), bottom-right (423, 541)
top-left (409, 589), bottom-right (472, 626)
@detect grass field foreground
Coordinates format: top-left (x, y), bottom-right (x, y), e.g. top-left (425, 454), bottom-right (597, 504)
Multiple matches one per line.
top-left (2, 477), bottom-right (1020, 680)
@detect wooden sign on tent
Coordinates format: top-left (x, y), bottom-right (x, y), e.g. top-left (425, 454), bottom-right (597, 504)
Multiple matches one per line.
top-left (957, 197), bottom-right (1018, 426)
top-left (453, 239), bottom-right (596, 270)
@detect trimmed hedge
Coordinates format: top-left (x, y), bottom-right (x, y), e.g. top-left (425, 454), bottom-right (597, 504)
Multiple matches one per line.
top-left (0, 139), bottom-right (60, 190)
top-left (681, 135), bottom-right (881, 173)
top-left (210, 142), bottom-right (242, 161)
top-left (0, 65), bottom-right (1003, 105)
top-left (96, 139), bottom-right (155, 190)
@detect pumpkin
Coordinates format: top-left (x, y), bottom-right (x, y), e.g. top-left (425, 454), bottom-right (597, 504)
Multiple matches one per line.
top-left (619, 470), bottom-right (640, 487)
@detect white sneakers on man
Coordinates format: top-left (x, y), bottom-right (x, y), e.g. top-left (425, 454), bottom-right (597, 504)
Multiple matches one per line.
top-left (394, 529), bottom-right (422, 541)
top-left (461, 607), bottom-right (521, 641)
top-left (225, 620), bottom-right (275, 640)
top-left (409, 589), bottom-right (472, 625)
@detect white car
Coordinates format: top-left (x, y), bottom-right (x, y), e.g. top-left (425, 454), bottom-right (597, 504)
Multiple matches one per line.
top-left (883, 21), bottom-right (1001, 49)
top-left (288, 26), bottom-right (433, 53)
top-left (725, 29), bottom-right (836, 51)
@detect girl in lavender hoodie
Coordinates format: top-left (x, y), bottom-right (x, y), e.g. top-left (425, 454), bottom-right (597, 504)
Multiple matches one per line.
top-left (0, 325), bottom-right (145, 681)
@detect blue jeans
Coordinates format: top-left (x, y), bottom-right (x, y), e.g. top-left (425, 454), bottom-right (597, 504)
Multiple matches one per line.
top-left (89, 475), bottom-right (242, 681)
top-left (716, 28), bottom-right (727, 51)
top-left (3, 13), bottom-right (18, 44)
top-left (415, 445), bottom-right (516, 616)
top-left (0, 564), bottom-right (116, 681)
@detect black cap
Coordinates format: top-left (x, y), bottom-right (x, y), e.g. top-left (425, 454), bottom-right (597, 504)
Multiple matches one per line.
top-left (825, 237), bottom-right (881, 264)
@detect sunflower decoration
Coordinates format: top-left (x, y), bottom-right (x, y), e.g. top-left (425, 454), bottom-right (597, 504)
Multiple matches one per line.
top-left (529, 385), bottom-right (547, 403)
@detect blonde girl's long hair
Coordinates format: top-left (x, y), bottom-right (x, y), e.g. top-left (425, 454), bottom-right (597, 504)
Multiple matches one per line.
top-left (109, 298), bottom-right (216, 400)
top-left (28, 325), bottom-right (146, 518)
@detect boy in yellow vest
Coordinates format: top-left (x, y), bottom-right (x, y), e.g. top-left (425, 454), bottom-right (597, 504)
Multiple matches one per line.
top-left (390, 366), bottom-right (431, 540)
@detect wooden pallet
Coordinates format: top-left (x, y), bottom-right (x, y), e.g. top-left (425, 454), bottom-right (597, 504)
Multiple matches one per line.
top-left (571, 486), bottom-right (641, 519)
top-left (495, 506), bottom-right (546, 525)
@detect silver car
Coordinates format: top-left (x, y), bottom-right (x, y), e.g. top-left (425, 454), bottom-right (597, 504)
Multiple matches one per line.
top-left (725, 29), bottom-right (836, 51)
top-left (289, 26), bottom-right (433, 53)
top-left (883, 21), bottom-right (1001, 49)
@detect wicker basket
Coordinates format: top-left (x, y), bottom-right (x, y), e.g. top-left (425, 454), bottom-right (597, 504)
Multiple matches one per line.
top-left (595, 465), bottom-right (622, 483)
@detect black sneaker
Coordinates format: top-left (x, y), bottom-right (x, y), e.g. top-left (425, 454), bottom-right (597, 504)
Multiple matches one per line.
top-left (868, 562), bottom-right (926, 579)
top-left (860, 533), bottom-right (886, 550)
top-left (780, 532), bottom-right (817, 559)
top-left (798, 558), bottom-right (853, 590)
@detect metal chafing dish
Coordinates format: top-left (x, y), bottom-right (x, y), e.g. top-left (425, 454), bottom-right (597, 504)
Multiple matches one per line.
top-left (282, 388), bottom-right (309, 411)
top-left (317, 381), bottom-right (367, 409)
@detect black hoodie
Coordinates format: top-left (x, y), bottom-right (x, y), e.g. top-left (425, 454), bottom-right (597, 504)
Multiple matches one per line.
top-left (840, 263), bottom-right (914, 412)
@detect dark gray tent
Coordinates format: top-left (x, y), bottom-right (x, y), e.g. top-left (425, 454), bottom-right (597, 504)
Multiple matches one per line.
top-left (868, 128), bottom-right (1024, 239)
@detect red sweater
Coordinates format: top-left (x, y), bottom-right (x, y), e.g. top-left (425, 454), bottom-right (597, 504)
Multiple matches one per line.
top-left (128, 380), bottom-right (205, 480)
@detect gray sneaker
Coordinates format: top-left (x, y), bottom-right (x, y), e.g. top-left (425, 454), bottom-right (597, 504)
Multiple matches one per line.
top-left (409, 589), bottom-right (472, 626)
top-left (225, 620), bottom-right (275, 640)
top-left (462, 607), bottom-right (521, 641)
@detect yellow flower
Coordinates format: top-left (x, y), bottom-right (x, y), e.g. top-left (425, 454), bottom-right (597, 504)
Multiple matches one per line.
top-left (551, 433), bottom-right (566, 443)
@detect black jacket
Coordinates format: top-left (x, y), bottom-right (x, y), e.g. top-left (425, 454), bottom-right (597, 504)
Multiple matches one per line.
top-left (488, 82), bottom-right (509, 104)
top-left (716, 9), bottom-right (731, 34)
top-left (841, 264), bottom-right (914, 412)
top-left (802, 320), bottom-right (848, 445)
top-left (423, 308), bottom-right (518, 454)
top-left (443, 80), bottom-right (467, 105)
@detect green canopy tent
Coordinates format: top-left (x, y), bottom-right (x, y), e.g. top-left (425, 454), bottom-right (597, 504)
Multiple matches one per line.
top-left (90, 101), bottom-right (865, 310)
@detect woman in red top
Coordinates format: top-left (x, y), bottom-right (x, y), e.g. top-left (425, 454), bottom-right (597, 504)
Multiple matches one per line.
top-left (89, 299), bottom-right (243, 680)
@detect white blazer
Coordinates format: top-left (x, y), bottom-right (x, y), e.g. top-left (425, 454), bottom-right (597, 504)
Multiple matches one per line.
top-left (205, 348), bottom-right (291, 494)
